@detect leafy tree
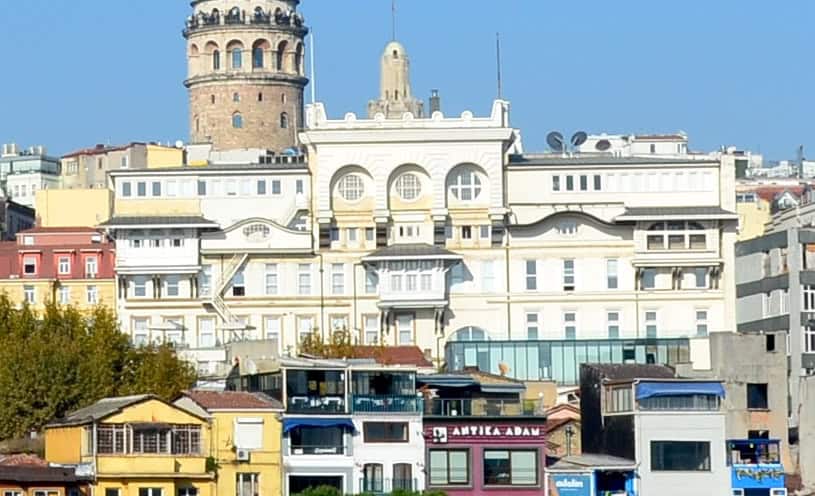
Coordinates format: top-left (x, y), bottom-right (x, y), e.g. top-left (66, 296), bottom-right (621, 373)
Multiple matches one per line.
top-left (299, 329), bottom-right (355, 359)
top-left (0, 295), bottom-right (196, 439)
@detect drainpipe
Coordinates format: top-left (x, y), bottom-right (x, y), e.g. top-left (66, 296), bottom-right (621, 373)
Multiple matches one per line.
top-left (505, 230), bottom-right (512, 340)
top-left (352, 263), bottom-right (361, 339)
top-left (319, 253), bottom-right (325, 339)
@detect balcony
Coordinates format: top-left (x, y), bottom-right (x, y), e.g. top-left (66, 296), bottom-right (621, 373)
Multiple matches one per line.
top-left (359, 479), bottom-right (417, 495)
top-left (728, 439), bottom-right (785, 491)
top-left (351, 395), bottom-right (422, 414)
top-left (425, 398), bottom-right (537, 417)
top-left (287, 395), bottom-right (346, 414)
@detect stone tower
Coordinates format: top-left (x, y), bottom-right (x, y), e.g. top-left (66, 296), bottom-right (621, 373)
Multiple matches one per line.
top-left (367, 41), bottom-right (424, 119)
top-left (184, 1), bottom-right (308, 152)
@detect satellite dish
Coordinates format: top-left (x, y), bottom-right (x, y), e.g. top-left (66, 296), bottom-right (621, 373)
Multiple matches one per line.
top-left (546, 131), bottom-right (565, 152)
top-left (596, 139), bottom-right (612, 152)
top-left (571, 131), bottom-right (588, 147)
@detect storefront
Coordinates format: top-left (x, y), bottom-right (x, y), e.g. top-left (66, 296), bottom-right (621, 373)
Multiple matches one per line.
top-left (728, 439), bottom-right (786, 496)
top-left (423, 419), bottom-right (548, 496)
top-left (545, 454), bottom-right (638, 496)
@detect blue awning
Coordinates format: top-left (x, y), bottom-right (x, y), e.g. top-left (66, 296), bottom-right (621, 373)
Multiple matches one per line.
top-left (636, 381), bottom-right (725, 400)
top-left (283, 418), bottom-right (355, 433)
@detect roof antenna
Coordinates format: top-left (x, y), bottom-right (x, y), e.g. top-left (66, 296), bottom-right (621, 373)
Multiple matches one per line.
top-left (496, 32), bottom-right (503, 100)
top-left (391, 0), bottom-right (397, 41)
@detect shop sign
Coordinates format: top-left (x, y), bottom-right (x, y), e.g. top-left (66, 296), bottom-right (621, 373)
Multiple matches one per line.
top-left (550, 474), bottom-right (592, 496)
top-left (428, 424), bottom-right (545, 443)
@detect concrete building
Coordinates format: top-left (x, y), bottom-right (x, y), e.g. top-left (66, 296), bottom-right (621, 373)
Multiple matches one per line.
top-left (225, 355), bottom-right (426, 496)
top-left (735, 201), bottom-right (815, 430)
top-left (580, 364), bottom-right (730, 496)
top-left (60, 143), bottom-right (181, 190)
top-left (677, 331), bottom-right (792, 469)
top-left (0, 144), bottom-right (61, 204)
top-left (6, 171), bottom-right (61, 208)
top-left (184, 0), bottom-right (308, 152)
top-left (0, 199), bottom-right (34, 241)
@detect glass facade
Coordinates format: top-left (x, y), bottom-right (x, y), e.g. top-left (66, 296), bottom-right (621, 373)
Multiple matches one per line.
top-left (445, 338), bottom-right (690, 385)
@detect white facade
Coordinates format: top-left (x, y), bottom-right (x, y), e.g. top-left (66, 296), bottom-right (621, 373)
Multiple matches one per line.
top-left (5, 171), bottom-right (60, 207)
top-left (636, 411), bottom-right (728, 496)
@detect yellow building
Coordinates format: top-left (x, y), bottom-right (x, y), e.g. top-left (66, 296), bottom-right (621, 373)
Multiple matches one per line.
top-left (35, 189), bottom-right (113, 228)
top-left (45, 395), bottom-right (214, 496)
top-left (146, 145), bottom-right (185, 169)
top-left (44, 392), bottom-right (283, 496)
top-left (174, 391), bottom-right (284, 496)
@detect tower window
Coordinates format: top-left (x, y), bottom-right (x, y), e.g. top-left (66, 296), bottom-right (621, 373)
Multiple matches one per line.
top-left (210, 95), bottom-right (215, 104)
top-left (231, 48), bottom-right (242, 69)
top-left (258, 92), bottom-right (263, 102)
top-left (232, 113), bottom-right (243, 129)
top-left (195, 118), bottom-right (200, 132)
top-left (394, 90), bottom-right (399, 100)
top-left (253, 47), bottom-right (264, 68)
top-left (281, 93), bottom-right (287, 104)
top-left (393, 50), bottom-right (398, 58)
top-left (280, 112), bottom-right (289, 129)
top-left (276, 41), bottom-right (288, 71)
top-left (212, 50), bottom-right (221, 70)
top-left (233, 92), bottom-right (240, 102)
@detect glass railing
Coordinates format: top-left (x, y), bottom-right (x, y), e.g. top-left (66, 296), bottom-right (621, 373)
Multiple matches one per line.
top-left (425, 398), bottom-right (537, 417)
top-left (286, 396), bottom-right (346, 414)
top-left (351, 395), bottom-right (422, 413)
top-left (290, 445), bottom-right (346, 455)
top-left (446, 338), bottom-right (691, 385)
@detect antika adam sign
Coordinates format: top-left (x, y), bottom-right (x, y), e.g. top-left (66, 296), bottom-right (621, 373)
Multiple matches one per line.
top-left (428, 424), bottom-right (545, 444)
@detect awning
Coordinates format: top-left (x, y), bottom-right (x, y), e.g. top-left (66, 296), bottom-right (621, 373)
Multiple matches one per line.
top-left (636, 381), bottom-right (725, 400)
top-left (282, 418), bottom-right (355, 434)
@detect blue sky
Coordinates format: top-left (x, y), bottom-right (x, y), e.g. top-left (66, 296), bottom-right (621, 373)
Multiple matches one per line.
top-left (1, 0), bottom-right (813, 159)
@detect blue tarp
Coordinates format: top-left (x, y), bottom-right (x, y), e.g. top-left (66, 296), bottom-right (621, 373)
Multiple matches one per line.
top-left (635, 381), bottom-right (725, 400)
top-left (282, 418), bottom-right (355, 433)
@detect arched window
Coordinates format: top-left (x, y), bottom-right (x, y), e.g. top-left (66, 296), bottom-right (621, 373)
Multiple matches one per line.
top-left (338, 174), bottom-right (364, 202)
top-left (281, 93), bottom-right (287, 104)
top-left (231, 47), bottom-right (242, 69)
top-left (276, 41), bottom-right (288, 71)
top-left (233, 92), bottom-right (240, 102)
top-left (257, 92), bottom-right (263, 102)
top-left (253, 46), bottom-right (264, 68)
top-left (294, 43), bottom-right (303, 75)
top-left (449, 166), bottom-right (483, 201)
top-left (210, 94), bottom-right (215, 104)
top-left (212, 50), bottom-right (221, 70)
top-left (280, 112), bottom-right (289, 129)
top-left (194, 117), bottom-right (200, 133)
top-left (232, 113), bottom-right (243, 129)
top-left (395, 173), bottom-right (421, 201)
top-left (452, 326), bottom-right (488, 341)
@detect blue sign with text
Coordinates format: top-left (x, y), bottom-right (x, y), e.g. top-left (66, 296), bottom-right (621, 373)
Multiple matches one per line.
top-left (550, 473), bottom-right (592, 496)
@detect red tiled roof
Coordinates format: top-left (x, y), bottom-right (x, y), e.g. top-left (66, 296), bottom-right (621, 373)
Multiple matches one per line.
top-left (544, 403), bottom-right (581, 420)
top-left (351, 346), bottom-right (433, 367)
top-left (0, 454), bottom-right (47, 467)
top-left (543, 418), bottom-right (577, 434)
top-left (183, 390), bottom-right (282, 410)
top-left (754, 186), bottom-right (806, 203)
top-left (62, 142), bottom-right (145, 159)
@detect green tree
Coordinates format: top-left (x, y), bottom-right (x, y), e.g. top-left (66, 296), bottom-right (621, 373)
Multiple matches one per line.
top-left (0, 296), bottom-right (196, 439)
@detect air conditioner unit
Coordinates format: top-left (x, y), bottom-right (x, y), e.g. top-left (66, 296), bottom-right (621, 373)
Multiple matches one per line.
top-left (236, 449), bottom-right (250, 462)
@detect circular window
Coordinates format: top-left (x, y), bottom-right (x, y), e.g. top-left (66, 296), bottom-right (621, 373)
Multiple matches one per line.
top-left (449, 168), bottom-right (482, 201)
top-left (338, 174), bottom-right (364, 202)
top-left (395, 173), bottom-right (422, 201)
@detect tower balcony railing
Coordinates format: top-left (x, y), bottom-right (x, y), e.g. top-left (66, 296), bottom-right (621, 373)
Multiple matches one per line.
top-left (184, 10), bottom-right (304, 35)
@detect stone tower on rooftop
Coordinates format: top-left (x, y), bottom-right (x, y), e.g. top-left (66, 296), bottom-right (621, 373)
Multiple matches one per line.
top-left (367, 41), bottom-right (424, 119)
top-left (184, 0), bottom-right (308, 151)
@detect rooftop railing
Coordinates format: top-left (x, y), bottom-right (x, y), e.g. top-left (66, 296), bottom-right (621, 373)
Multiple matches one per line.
top-left (351, 395), bottom-right (422, 414)
top-left (425, 398), bottom-right (538, 417)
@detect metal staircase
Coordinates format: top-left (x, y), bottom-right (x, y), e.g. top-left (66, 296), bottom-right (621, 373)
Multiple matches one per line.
top-left (207, 253), bottom-right (248, 328)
